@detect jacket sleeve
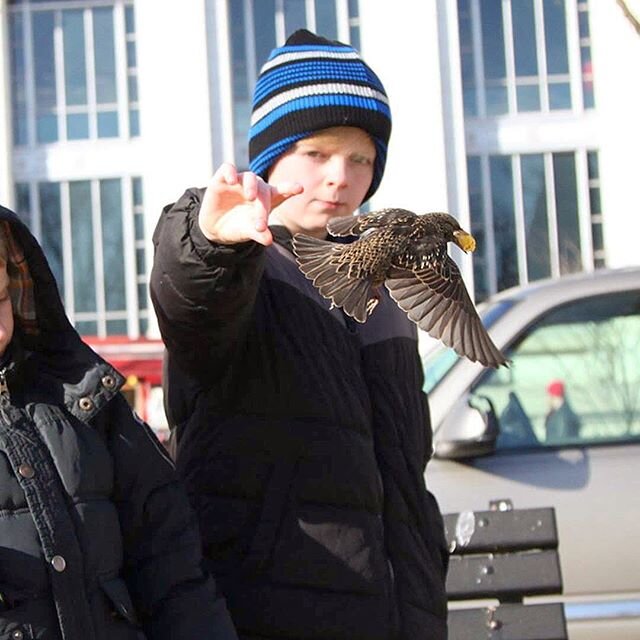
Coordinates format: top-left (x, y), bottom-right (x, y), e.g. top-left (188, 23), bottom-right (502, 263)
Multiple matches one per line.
top-left (149, 187), bottom-right (265, 384)
top-left (101, 394), bottom-right (238, 640)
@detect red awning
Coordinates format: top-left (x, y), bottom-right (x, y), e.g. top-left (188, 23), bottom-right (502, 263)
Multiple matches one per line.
top-left (84, 337), bottom-right (164, 385)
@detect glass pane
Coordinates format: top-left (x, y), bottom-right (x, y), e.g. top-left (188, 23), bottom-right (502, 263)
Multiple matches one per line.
top-left (549, 82), bottom-right (571, 110)
top-left (348, 0), bottom-right (360, 49)
top-left (37, 114), bottom-right (58, 143)
top-left (134, 215), bottom-right (145, 241)
top-left (516, 85), bottom-right (540, 112)
top-left (15, 183), bottom-right (31, 224)
top-left (33, 11), bottom-right (58, 143)
top-left (553, 153), bottom-right (582, 274)
top-left (69, 181), bottom-right (96, 313)
top-left (76, 320), bottom-right (97, 335)
top-left (67, 113), bottom-right (89, 140)
top-left (137, 283), bottom-right (148, 310)
top-left (125, 5), bottom-right (135, 34)
top-left (591, 222), bottom-right (603, 252)
top-left (135, 247), bottom-right (146, 275)
top-left (486, 85), bottom-right (508, 116)
top-left (589, 187), bottom-right (601, 214)
top-left (480, 0), bottom-right (506, 80)
top-left (107, 319), bottom-right (128, 335)
top-left (126, 40), bottom-right (137, 68)
top-left (512, 0), bottom-right (538, 76)
top-left (63, 10), bottom-right (87, 106)
top-left (127, 75), bottom-right (138, 102)
top-left (132, 177), bottom-right (143, 207)
top-left (9, 12), bottom-right (28, 145)
top-left (521, 154), bottom-right (551, 281)
top-left (230, 0), bottom-right (249, 166)
top-left (490, 155), bottom-right (518, 292)
top-left (98, 111), bottom-right (119, 137)
top-left (93, 7), bottom-right (117, 104)
top-left (475, 291), bottom-right (640, 448)
top-left (129, 109), bottom-right (139, 137)
top-left (587, 151), bottom-right (599, 179)
top-left (467, 156), bottom-right (489, 301)
top-left (315, 0), bottom-right (338, 41)
top-left (38, 182), bottom-right (64, 292)
top-left (284, 0), bottom-right (307, 37)
top-left (253, 0), bottom-right (276, 67)
top-left (543, 0), bottom-right (569, 74)
top-left (100, 179), bottom-right (126, 311)
top-left (139, 317), bottom-right (148, 336)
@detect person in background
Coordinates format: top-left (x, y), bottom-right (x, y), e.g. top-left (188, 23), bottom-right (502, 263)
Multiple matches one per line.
top-left (150, 29), bottom-right (448, 640)
top-left (545, 379), bottom-right (582, 443)
top-left (0, 204), bottom-right (237, 639)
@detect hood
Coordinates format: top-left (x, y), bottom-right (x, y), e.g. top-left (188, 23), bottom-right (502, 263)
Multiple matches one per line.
top-left (0, 204), bottom-right (124, 399)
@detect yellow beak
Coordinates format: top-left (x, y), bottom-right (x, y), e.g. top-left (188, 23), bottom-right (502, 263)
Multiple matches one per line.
top-left (453, 230), bottom-right (476, 253)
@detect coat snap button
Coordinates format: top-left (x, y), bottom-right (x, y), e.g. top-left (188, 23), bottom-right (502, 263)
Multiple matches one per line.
top-left (78, 397), bottom-right (94, 411)
top-left (18, 463), bottom-right (35, 479)
top-left (11, 630), bottom-right (24, 640)
top-left (51, 555), bottom-right (66, 572)
top-left (101, 374), bottom-right (116, 390)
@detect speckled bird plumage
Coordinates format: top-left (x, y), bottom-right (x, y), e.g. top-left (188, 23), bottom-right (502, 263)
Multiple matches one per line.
top-left (292, 208), bottom-right (507, 368)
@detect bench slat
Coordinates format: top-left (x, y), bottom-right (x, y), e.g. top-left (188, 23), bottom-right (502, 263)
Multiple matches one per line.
top-left (446, 549), bottom-right (563, 601)
top-left (449, 603), bottom-right (568, 640)
top-left (444, 507), bottom-right (558, 554)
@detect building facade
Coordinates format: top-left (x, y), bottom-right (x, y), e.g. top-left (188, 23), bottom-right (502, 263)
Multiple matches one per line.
top-left (1, 0), bottom-right (639, 432)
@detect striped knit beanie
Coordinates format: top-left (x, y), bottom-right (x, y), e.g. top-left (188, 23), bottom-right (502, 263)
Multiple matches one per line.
top-left (248, 29), bottom-right (391, 203)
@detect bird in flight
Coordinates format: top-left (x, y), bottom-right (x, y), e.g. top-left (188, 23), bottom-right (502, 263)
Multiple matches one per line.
top-left (292, 208), bottom-right (507, 368)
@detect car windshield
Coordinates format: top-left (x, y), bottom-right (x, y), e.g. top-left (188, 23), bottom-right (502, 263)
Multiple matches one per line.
top-left (422, 298), bottom-right (516, 393)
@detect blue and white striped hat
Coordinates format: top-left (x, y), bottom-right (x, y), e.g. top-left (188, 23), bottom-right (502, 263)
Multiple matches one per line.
top-left (248, 29), bottom-right (392, 203)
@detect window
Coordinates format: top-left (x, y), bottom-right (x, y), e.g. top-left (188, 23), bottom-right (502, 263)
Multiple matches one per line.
top-left (14, 176), bottom-right (149, 338)
top-left (227, 0), bottom-right (361, 168)
top-left (468, 150), bottom-right (602, 301)
top-left (8, 0), bottom-right (139, 146)
top-left (470, 290), bottom-right (640, 449)
top-left (458, 0), bottom-right (595, 117)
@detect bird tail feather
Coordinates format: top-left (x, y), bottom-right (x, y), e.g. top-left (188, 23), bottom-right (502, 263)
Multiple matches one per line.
top-left (292, 234), bottom-right (377, 322)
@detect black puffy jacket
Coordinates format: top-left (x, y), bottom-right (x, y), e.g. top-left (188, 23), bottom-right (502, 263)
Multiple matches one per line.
top-left (151, 189), bottom-right (448, 640)
top-left (0, 205), bottom-right (237, 640)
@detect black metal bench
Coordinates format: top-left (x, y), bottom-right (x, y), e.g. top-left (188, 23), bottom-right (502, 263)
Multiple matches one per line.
top-left (444, 500), bottom-right (568, 640)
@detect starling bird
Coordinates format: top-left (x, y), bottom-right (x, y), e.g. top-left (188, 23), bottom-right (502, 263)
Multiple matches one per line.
top-left (292, 208), bottom-right (507, 368)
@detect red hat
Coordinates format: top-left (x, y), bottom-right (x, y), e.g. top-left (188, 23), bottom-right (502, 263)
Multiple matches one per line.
top-left (546, 380), bottom-right (565, 397)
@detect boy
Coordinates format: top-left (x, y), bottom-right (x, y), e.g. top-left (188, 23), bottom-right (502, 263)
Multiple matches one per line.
top-left (151, 30), bottom-right (448, 640)
top-left (0, 206), bottom-right (237, 639)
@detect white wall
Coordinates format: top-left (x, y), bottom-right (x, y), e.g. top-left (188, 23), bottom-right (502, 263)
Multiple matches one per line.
top-left (358, 1), bottom-right (450, 215)
top-left (135, 0), bottom-right (214, 242)
top-left (590, 1), bottom-right (640, 268)
top-left (0, 0), bottom-right (13, 207)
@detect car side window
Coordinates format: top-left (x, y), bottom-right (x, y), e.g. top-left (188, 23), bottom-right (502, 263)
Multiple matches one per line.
top-left (471, 289), bottom-right (640, 450)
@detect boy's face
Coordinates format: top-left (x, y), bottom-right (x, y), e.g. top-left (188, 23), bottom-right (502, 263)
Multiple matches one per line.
top-left (267, 126), bottom-right (376, 238)
top-left (0, 261), bottom-right (14, 359)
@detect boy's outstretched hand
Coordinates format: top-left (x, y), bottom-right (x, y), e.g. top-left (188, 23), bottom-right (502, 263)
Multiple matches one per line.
top-left (199, 163), bottom-right (303, 246)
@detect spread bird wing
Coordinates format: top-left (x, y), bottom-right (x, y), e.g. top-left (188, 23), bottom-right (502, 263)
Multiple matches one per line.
top-left (327, 208), bottom-right (418, 237)
top-left (384, 257), bottom-right (507, 368)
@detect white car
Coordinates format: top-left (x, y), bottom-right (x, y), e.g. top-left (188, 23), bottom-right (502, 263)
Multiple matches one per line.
top-left (424, 267), bottom-right (640, 640)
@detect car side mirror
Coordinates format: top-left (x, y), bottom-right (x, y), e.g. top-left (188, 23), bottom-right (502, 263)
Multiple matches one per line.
top-left (433, 394), bottom-right (499, 460)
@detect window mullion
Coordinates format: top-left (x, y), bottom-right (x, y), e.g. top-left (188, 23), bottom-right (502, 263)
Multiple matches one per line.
top-left (533, 0), bottom-right (549, 111)
top-left (513, 154), bottom-right (529, 284)
top-left (92, 179), bottom-right (107, 338)
top-left (481, 155), bottom-right (498, 296)
top-left (545, 152), bottom-right (560, 277)
top-left (84, 7), bottom-right (98, 138)
top-left (575, 149), bottom-right (593, 271)
top-left (335, 0), bottom-right (350, 43)
top-left (503, 0), bottom-right (517, 114)
top-left (60, 181), bottom-right (75, 318)
top-left (470, 0), bottom-right (486, 119)
top-left (54, 9), bottom-right (67, 141)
